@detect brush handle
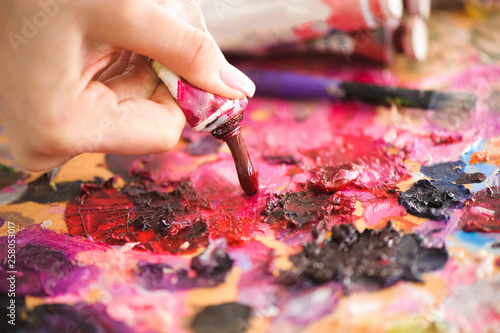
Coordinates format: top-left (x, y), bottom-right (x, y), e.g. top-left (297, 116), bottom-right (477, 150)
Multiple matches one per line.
top-left (244, 69), bottom-right (344, 100)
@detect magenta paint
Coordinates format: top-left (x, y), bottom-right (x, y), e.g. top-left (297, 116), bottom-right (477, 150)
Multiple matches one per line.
top-left (175, 79), bottom-right (248, 133)
top-left (0, 226), bottom-right (101, 297)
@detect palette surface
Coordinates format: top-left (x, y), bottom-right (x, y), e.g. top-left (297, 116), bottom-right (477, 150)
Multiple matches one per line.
top-left (1, 9), bottom-right (500, 333)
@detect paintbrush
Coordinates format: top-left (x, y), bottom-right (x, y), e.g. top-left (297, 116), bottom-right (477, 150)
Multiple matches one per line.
top-left (148, 1), bottom-right (258, 196)
top-left (244, 69), bottom-right (478, 111)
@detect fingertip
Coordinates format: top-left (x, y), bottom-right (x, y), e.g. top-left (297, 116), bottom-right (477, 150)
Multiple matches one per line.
top-left (219, 62), bottom-right (256, 98)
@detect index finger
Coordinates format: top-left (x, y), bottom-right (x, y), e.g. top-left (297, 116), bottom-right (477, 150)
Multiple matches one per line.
top-left (85, 0), bottom-right (254, 99)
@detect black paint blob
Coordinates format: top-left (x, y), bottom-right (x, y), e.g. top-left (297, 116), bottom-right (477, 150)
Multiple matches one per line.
top-left (454, 172), bottom-right (486, 184)
top-left (14, 173), bottom-right (100, 204)
top-left (398, 179), bottom-right (471, 220)
top-left (420, 160), bottom-right (485, 185)
top-left (262, 190), bottom-right (355, 230)
top-left (282, 222), bottom-right (449, 290)
top-left (190, 241), bottom-right (234, 281)
top-left (124, 182), bottom-right (208, 237)
top-left (420, 161), bottom-right (465, 182)
top-left (11, 302), bottom-right (133, 333)
top-left (135, 240), bottom-right (233, 290)
top-left (0, 165), bottom-right (26, 190)
top-left (190, 302), bottom-right (253, 333)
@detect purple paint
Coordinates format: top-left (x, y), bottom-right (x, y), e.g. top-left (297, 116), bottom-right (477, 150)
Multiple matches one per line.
top-left (0, 226), bottom-right (101, 297)
top-left (135, 239), bottom-right (233, 290)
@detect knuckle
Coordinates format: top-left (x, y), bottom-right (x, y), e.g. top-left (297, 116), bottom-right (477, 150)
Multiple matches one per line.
top-left (183, 29), bottom-right (214, 73)
top-left (156, 118), bottom-right (185, 153)
top-left (111, 0), bottom-right (138, 20)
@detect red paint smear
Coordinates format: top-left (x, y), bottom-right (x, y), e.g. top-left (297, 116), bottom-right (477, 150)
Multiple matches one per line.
top-left (304, 135), bottom-right (410, 198)
top-left (65, 177), bottom-right (268, 252)
top-left (460, 187), bottom-right (500, 232)
top-left (189, 164), bottom-right (268, 245)
top-left (65, 179), bottom-right (134, 245)
top-left (309, 164), bottom-right (360, 194)
top-left (429, 132), bottom-right (463, 145)
top-left (66, 179), bottom-right (208, 253)
top-left (302, 134), bottom-right (382, 166)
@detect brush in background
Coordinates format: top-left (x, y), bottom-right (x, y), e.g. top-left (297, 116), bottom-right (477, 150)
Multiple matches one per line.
top-left (244, 69), bottom-right (478, 111)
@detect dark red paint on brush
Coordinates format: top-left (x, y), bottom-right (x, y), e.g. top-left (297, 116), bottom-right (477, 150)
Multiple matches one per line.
top-left (225, 133), bottom-right (259, 196)
top-left (212, 114), bottom-right (259, 196)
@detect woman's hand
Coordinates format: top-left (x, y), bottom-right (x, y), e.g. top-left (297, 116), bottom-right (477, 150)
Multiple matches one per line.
top-left (0, 0), bottom-right (255, 171)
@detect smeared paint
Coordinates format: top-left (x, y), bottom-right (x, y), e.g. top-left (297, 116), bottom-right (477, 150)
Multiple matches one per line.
top-left (398, 180), bottom-right (471, 220)
top-left (420, 160), bottom-right (486, 185)
top-left (135, 239), bottom-right (233, 290)
top-left (304, 143), bottom-right (410, 198)
top-left (442, 278), bottom-right (500, 333)
top-left (66, 178), bottom-right (208, 253)
top-left (190, 239), bottom-right (234, 281)
top-left (15, 172), bottom-right (92, 204)
top-left (281, 222), bottom-right (448, 290)
top-left (233, 241), bottom-right (281, 317)
top-left (262, 190), bottom-right (355, 232)
top-left (272, 285), bottom-right (342, 329)
top-left (187, 134), bottom-right (222, 156)
top-left (190, 302), bottom-right (253, 333)
top-left (12, 302), bottom-right (134, 333)
top-left (263, 154), bottom-right (300, 166)
top-left (123, 182), bottom-right (210, 253)
top-left (105, 155), bottom-right (140, 182)
top-left (470, 150), bottom-right (491, 164)
top-left (0, 227), bottom-right (99, 297)
top-left (65, 178), bottom-right (135, 246)
top-left (0, 165), bottom-right (26, 191)
top-left (454, 172), bottom-right (486, 184)
top-left (66, 177), bottom-right (267, 251)
top-left (0, 212), bottom-right (35, 227)
top-left (421, 161), bottom-right (466, 182)
top-left (309, 163), bottom-right (359, 193)
top-left (460, 187), bottom-right (500, 232)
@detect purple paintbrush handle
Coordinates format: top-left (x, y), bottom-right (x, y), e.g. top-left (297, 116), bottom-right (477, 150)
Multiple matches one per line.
top-left (243, 69), bottom-right (343, 100)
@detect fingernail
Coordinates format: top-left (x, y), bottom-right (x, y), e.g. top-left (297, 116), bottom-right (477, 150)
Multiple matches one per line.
top-left (220, 62), bottom-right (256, 98)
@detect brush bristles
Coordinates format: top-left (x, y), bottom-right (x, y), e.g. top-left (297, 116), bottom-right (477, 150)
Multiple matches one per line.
top-left (428, 91), bottom-right (478, 112)
top-left (340, 82), bottom-right (478, 111)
